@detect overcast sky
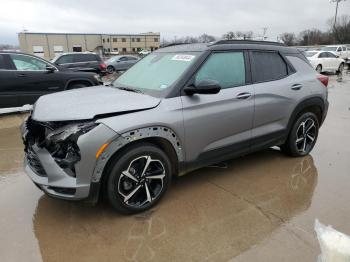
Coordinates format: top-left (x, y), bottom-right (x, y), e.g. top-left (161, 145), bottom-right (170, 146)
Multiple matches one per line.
top-left (0, 0), bottom-right (349, 45)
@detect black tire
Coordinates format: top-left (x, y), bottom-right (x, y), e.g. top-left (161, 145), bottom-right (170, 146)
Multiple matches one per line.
top-left (337, 63), bottom-right (344, 73)
top-left (67, 82), bottom-right (89, 89)
top-left (106, 143), bottom-right (172, 214)
top-left (107, 65), bottom-right (115, 74)
top-left (281, 112), bottom-right (319, 157)
top-left (316, 64), bottom-right (322, 73)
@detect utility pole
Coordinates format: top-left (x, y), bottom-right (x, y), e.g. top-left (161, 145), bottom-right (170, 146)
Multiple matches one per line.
top-left (330, 0), bottom-right (346, 28)
top-left (262, 27), bottom-right (268, 41)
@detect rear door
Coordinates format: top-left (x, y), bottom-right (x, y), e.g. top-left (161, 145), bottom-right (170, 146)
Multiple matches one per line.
top-left (0, 53), bottom-right (21, 108)
top-left (8, 53), bottom-right (65, 106)
top-left (249, 50), bottom-right (298, 150)
top-left (181, 51), bottom-right (254, 165)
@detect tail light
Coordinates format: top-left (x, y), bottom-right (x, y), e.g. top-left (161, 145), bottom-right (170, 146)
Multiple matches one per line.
top-left (317, 74), bottom-right (329, 87)
top-left (99, 63), bottom-right (107, 70)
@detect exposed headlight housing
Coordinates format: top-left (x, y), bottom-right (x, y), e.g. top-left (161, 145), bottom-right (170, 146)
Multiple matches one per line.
top-left (45, 122), bottom-right (98, 176)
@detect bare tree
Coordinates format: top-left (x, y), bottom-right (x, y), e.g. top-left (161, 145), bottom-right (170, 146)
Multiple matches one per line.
top-left (223, 31), bottom-right (254, 40)
top-left (280, 33), bottom-right (297, 46)
top-left (333, 15), bottom-right (350, 43)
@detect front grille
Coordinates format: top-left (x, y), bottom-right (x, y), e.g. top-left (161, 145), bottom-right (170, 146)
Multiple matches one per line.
top-left (26, 145), bottom-right (47, 177)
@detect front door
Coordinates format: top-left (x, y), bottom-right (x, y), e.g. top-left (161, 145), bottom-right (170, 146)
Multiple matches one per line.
top-left (8, 54), bottom-right (64, 105)
top-left (181, 51), bottom-right (254, 167)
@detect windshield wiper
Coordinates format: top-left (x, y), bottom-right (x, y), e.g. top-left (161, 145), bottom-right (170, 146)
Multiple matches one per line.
top-left (116, 86), bottom-right (143, 94)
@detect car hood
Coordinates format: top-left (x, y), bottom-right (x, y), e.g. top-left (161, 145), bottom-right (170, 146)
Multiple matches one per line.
top-left (32, 86), bottom-right (161, 122)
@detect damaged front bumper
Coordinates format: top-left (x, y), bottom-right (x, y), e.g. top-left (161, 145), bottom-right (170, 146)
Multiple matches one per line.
top-left (21, 116), bottom-right (117, 202)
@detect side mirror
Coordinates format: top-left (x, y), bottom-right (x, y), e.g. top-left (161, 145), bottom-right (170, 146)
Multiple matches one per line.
top-left (336, 55), bottom-right (340, 58)
top-left (184, 79), bottom-right (221, 96)
top-left (46, 65), bottom-right (56, 73)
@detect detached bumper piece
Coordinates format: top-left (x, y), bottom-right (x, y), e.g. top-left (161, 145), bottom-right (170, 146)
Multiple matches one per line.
top-left (21, 117), bottom-right (91, 200)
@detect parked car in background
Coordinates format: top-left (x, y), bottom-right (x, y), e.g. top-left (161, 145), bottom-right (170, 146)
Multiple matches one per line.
top-left (322, 45), bottom-right (349, 62)
top-left (306, 50), bottom-right (345, 73)
top-left (105, 55), bottom-right (139, 73)
top-left (0, 51), bottom-right (102, 108)
top-left (51, 52), bottom-right (107, 76)
top-left (138, 49), bottom-right (151, 56)
top-left (22, 40), bottom-right (328, 213)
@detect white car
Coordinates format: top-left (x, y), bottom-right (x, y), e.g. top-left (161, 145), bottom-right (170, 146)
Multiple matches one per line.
top-left (306, 51), bottom-right (345, 73)
top-left (138, 49), bottom-right (151, 56)
top-left (322, 45), bottom-right (349, 61)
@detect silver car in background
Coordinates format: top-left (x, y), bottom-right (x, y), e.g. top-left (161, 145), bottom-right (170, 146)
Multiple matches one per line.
top-left (21, 40), bottom-right (329, 214)
top-left (105, 55), bottom-right (139, 73)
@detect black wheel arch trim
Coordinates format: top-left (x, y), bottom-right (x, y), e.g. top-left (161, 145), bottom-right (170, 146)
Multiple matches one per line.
top-left (287, 96), bottom-right (326, 131)
top-left (64, 78), bottom-right (95, 89)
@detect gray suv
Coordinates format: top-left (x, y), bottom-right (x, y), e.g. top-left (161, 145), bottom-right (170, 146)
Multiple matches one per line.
top-left (21, 40), bottom-right (329, 213)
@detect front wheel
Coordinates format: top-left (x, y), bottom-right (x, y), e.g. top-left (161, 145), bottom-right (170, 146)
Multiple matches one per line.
top-left (316, 64), bottom-right (322, 73)
top-left (281, 112), bottom-right (319, 157)
top-left (106, 143), bottom-right (172, 214)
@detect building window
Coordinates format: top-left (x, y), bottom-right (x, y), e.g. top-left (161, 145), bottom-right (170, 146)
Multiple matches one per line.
top-left (137, 38), bottom-right (141, 42)
top-left (113, 38), bottom-right (118, 42)
top-left (107, 38), bottom-right (110, 42)
top-left (131, 38), bottom-right (135, 42)
top-left (122, 48), bottom-right (127, 52)
top-left (72, 45), bottom-right (82, 52)
top-left (132, 48), bottom-right (136, 52)
top-left (107, 48), bottom-right (110, 53)
top-left (113, 48), bottom-right (118, 51)
top-left (154, 38), bottom-right (159, 42)
top-left (53, 45), bottom-right (64, 55)
top-left (102, 39), bottom-right (105, 43)
top-left (32, 46), bottom-right (44, 58)
top-left (122, 38), bottom-right (126, 42)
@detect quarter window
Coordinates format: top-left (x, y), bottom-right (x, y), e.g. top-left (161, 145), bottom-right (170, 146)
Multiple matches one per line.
top-left (10, 54), bottom-right (48, 71)
top-left (251, 51), bottom-right (288, 82)
top-left (56, 55), bottom-right (73, 64)
top-left (195, 52), bottom-right (246, 89)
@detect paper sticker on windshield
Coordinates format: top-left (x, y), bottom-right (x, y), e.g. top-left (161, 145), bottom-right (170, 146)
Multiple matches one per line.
top-left (171, 55), bottom-right (195, 62)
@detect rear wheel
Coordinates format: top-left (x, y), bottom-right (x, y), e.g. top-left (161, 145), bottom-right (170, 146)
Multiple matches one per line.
top-left (316, 64), bottom-right (322, 73)
top-left (337, 63), bottom-right (344, 73)
top-left (281, 112), bottom-right (319, 157)
top-left (107, 65), bottom-right (115, 74)
top-left (106, 143), bottom-right (172, 214)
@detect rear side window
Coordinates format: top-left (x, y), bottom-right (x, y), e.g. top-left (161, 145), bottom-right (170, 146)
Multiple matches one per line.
top-left (74, 54), bottom-right (98, 62)
top-left (251, 51), bottom-right (288, 83)
top-left (56, 55), bottom-right (73, 64)
top-left (195, 52), bottom-right (246, 89)
top-left (0, 55), bottom-right (6, 69)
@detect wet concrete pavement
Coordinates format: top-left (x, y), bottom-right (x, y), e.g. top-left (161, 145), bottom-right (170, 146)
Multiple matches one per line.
top-left (0, 73), bottom-right (350, 262)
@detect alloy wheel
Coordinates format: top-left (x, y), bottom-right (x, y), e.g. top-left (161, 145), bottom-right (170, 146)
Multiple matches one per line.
top-left (295, 118), bottom-right (317, 153)
top-left (117, 156), bottom-right (166, 208)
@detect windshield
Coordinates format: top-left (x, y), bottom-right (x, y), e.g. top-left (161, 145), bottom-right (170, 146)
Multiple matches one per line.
top-left (323, 46), bottom-right (337, 51)
top-left (305, 51), bottom-right (318, 57)
top-left (113, 52), bottom-right (199, 94)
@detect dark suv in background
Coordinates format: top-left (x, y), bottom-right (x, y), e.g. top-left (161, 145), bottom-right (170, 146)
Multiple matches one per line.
top-left (0, 51), bottom-right (102, 108)
top-left (51, 52), bottom-right (107, 76)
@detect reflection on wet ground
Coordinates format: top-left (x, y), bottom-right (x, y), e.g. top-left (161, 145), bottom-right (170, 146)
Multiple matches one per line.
top-left (0, 74), bottom-right (350, 262)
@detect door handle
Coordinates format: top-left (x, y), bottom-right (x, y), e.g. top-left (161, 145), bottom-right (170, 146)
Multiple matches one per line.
top-left (236, 92), bottom-right (252, 99)
top-left (17, 73), bottom-right (27, 77)
top-left (48, 86), bottom-right (60, 90)
top-left (291, 84), bottom-right (303, 90)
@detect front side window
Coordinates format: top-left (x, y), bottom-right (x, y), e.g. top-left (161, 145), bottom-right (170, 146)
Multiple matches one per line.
top-left (114, 52), bottom-right (198, 93)
top-left (251, 51), bottom-right (288, 83)
top-left (327, 52), bottom-right (336, 58)
top-left (195, 52), bottom-right (246, 89)
top-left (10, 54), bottom-right (48, 71)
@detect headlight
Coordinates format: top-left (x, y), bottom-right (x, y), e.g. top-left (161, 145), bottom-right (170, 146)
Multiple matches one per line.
top-left (46, 122), bottom-right (98, 143)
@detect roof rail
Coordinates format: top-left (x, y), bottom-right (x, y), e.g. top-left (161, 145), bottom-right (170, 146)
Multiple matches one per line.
top-left (161, 42), bottom-right (190, 48)
top-left (211, 40), bottom-right (286, 47)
